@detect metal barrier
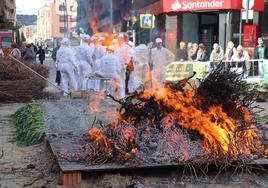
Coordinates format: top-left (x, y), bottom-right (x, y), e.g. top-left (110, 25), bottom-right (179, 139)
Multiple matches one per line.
top-left (165, 59), bottom-right (268, 84)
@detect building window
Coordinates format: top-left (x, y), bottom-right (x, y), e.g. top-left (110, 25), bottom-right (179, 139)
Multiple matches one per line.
top-left (59, 4), bottom-right (66, 11)
top-left (59, 15), bottom-right (67, 22)
top-left (70, 16), bottom-right (77, 22)
top-left (59, 27), bottom-right (67, 33)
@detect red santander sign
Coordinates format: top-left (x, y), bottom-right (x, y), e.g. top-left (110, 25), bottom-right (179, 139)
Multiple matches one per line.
top-left (163, 0), bottom-right (264, 12)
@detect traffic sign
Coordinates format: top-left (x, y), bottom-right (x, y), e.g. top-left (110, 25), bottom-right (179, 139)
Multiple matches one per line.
top-left (242, 0), bottom-right (254, 9)
top-left (241, 9), bottom-right (254, 20)
top-left (140, 14), bottom-right (155, 29)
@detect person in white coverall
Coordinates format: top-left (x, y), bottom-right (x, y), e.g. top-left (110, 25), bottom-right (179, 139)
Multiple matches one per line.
top-left (130, 44), bottom-right (150, 91)
top-left (76, 35), bottom-right (94, 90)
top-left (92, 37), bottom-right (106, 91)
top-left (115, 35), bottom-right (131, 94)
top-left (99, 47), bottom-right (125, 99)
top-left (150, 38), bottom-right (175, 88)
top-left (56, 38), bottom-right (79, 95)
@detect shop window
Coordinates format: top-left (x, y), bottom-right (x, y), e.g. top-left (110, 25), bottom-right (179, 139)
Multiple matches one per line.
top-left (59, 27), bottom-right (67, 33)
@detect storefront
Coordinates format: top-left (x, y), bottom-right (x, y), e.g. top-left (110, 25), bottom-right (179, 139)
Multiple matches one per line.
top-left (139, 0), bottom-right (264, 53)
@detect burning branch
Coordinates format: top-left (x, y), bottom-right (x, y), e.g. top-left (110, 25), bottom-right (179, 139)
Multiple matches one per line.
top-left (60, 66), bottom-right (264, 166)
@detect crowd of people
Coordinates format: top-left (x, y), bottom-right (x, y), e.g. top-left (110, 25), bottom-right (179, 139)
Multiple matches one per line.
top-left (176, 38), bottom-right (268, 78)
top-left (176, 38), bottom-right (268, 63)
top-left (1, 35), bottom-right (267, 99)
top-left (0, 42), bottom-right (47, 64)
top-left (54, 35), bottom-right (175, 98)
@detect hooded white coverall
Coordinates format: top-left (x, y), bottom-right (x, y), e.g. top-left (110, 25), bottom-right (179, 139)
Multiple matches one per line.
top-left (75, 43), bottom-right (94, 90)
top-left (100, 54), bottom-right (125, 99)
top-left (130, 44), bottom-right (150, 91)
top-left (151, 47), bottom-right (175, 88)
top-left (115, 43), bottom-right (132, 94)
top-left (92, 44), bottom-right (105, 91)
top-left (56, 46), bottom-right (79, 94)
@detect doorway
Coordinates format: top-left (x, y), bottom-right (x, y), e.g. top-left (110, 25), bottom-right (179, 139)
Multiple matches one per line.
top-left (199, 13), bottom-right (219, 53)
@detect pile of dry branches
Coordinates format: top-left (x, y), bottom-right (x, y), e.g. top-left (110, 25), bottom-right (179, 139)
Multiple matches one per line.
top-left (59, 65), bottom-right (264, 166)
top-left (0, 59), bottom-right (50, 102)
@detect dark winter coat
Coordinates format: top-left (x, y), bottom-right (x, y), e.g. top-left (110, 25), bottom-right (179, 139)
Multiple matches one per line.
top-left (254, 45), bottom-right (268, 59)
top-left (38, 48), bottom-right (46, 61)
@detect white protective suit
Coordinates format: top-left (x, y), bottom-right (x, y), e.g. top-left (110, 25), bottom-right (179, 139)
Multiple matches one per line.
top-left (75, 42), bottom-right (94, 90)
top-left (92, 44), bottom-right (105, 91)
top-left (100, 53), bottom-right (125, 99)
top-left (151, 47), bottom-right (175, 88)
top-left (130, 44), bottom-right (150, 91)
top-left (115, 43), bottom-right (132, 95)
top-left (56, 44), bottom-right (79, 95)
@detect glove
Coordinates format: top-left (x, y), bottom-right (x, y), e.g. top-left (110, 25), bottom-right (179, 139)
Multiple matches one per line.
top-left (74, 66), bottom-right (79, 73)
top-left (149, 62), bottom-right (153, 70)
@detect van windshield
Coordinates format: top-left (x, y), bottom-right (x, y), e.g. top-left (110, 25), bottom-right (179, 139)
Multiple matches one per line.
top-left (1, 37), bottom-right (12, 48)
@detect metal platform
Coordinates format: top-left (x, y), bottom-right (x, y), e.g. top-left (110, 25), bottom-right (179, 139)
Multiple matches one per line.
top-left (42, 98), bottom-right (268, 187)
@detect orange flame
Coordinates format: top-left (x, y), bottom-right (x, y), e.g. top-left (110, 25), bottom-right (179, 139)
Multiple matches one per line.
top-left (139, 84), bottom-right (260, 158)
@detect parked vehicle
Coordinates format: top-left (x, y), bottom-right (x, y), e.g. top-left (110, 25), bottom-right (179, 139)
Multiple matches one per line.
top-left (0, 29), bottom-right (14, 55)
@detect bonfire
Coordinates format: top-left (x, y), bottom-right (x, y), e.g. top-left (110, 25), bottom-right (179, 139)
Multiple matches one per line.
top-left (59, 65), bottom-right (264, 166)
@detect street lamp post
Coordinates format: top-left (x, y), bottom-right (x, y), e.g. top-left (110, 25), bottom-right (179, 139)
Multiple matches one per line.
top-left (63, 0), bottom-right (69, 38)
top-left (110, 0), bottom-right (113, 32)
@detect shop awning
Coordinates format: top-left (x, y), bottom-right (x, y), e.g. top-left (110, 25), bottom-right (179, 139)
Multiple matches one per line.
top-left (141, 0), bottom-right (264, 15)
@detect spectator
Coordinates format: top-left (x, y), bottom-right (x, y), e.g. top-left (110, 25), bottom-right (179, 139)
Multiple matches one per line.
top-left (225, 41), bottom-right (236, 61)
top-left (210, 43), bottom-right (224, 69)
top-left (196, 43), bottom-right (208, 62)
top-left (37, 45), bottom-right (46, 65)
top-left (187, 42), bottom-right (192, 60)
top-left (254, 37), bottom-right (268, 77)
top-left (225, 41), bottom-right (236, 71)
top-left (254, 37), bottom-right (268, 60)
top-left (189, 43), bottom-right (199, 61)
top-left (231, 45), bottom-right (250, 78)
top-left (176, 41), bottom-right (188, 61)
top-left (9, 43), bottom-right (21, 59)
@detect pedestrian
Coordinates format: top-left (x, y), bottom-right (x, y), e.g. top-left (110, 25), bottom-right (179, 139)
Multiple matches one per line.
top-left (0, 45), bottom-right (5, 60)
top-left (231, 45), bottom-right (250, 78)
top-left (196, 43), bottom-right (208, 62)
top-left (31, 43), bottom-right (38, 58)
top-left (23, 44), bottom-right (36, 61)
top-left (210, 43), bottom-right (224, 69)
top-left (37, 45), bottom-right (46, 65)
top-left (176, 41), bottom-right (188, 61)
top-left (52, 41), bottom-right (61, 86)
top-left (75, 34), bottom-right (94, 90)
top-left (254, 37), bottom-right (268, 77)
top-left (9, 43), bottom-right (21, 59)
top-left (56, 38), bottom-right (79, 95)
top-left (100, 46), bottom-right (125, 99)
top-left (20, 43), bottom-right (27, 58)
top-left (150, 38), bottom-right (175, 88)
